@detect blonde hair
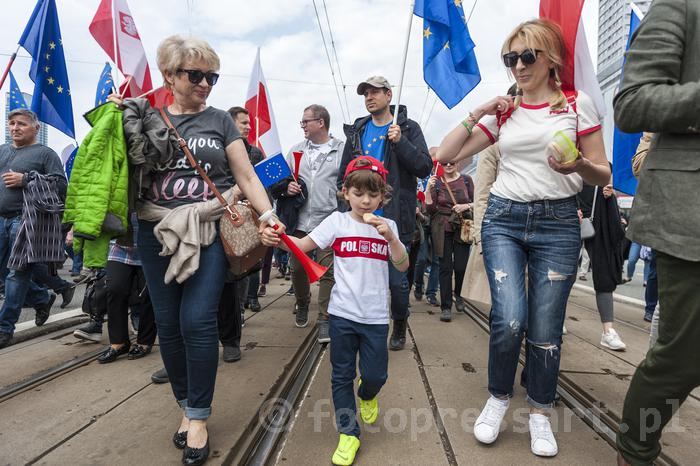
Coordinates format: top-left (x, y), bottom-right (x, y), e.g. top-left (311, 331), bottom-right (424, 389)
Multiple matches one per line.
top-left (156, 35), bottom-right (220, 88)
top-left (501, 19), bottom-right (568, 111)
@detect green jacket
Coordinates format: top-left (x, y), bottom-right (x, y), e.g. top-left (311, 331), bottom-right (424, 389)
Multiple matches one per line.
top-left (64, 103), bottom-right (129, 267)
top-left (614, 0), bottom-right (700, 262)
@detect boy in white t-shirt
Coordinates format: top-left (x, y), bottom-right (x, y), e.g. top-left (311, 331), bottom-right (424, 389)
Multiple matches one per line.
top-left (265, 156), bottom-right (408, 466)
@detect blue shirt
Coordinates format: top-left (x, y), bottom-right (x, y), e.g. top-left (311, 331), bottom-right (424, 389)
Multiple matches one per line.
top-left (361, 120), bottom-right (391, 215)
top-left (361, 120), bottom-right (390, 162)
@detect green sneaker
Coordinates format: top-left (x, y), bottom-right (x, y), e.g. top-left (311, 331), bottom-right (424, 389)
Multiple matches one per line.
top-left (332, 433), bottom-right (360, 465)
top-left (358, 379), bottom-right (378, 424)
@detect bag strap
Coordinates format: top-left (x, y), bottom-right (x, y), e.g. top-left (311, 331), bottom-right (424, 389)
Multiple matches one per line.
top-left (441, 176), bottom-right (459, 206)
top-left (590, 186), bottom-right (599, 221)
top-left (159, 107), bottom-right (244, 222)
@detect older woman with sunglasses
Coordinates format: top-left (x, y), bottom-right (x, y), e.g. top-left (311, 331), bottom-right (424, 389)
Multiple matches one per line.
top-left (438, 20), bottom-right (610, 457)
top-left (425, 161), bottom-right (473, 322)
top-left (113, 35), bottom-right (277, 466)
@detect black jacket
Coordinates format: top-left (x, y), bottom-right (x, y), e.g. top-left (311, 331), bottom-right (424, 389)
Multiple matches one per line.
top-left (337, 105), bottom-right (432, 243)
top-left (269, 177), bottom-right (308, 232)
top-left (578, 185), bottom-right (626, 293)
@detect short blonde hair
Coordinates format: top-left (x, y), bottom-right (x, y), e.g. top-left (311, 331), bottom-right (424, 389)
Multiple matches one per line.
top-left (501, 19), bottom-right (568, 111)
top-left (156, 35), bottom-right (220, 84)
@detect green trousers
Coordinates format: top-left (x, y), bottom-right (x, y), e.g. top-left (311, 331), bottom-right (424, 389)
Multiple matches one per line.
top-left (617, 252), bottom-right (700, 464)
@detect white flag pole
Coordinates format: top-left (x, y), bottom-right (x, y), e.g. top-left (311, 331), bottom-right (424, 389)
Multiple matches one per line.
top-left (111, 0), bottom-right (121, 89)
top-left (393, 0), bottom-right (416, 126)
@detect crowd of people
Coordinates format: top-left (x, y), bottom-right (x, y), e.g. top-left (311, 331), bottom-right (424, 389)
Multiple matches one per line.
top-left (0, 1), bottom-right (698, 464)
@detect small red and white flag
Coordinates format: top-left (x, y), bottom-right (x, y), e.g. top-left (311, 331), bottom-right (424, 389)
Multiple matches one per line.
top-left (244, 48), bottom-right (282, 158)
top-left (540, 0), bottom-right (605, 116)
top-left (89, 0), bottom-right (153, 98)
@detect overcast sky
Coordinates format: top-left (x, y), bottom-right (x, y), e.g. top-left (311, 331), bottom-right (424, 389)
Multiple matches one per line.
top-left (0, 0), bottom-right (599, 156)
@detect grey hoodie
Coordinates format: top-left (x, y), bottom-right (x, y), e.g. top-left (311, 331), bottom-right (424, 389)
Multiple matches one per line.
top-left (286, 136), bottom-right (345, 233)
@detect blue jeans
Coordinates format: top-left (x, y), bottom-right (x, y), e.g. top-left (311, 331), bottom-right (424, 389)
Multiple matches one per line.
top-left (389, 242), bottom-right (411, 321)
top-left (645, 250), bottom-right (658, 317)
top-left (329, 315), bottom-right (389, 437)
top-left (138, 221), bottom-right (228, 420)
top-left (65, 245), bottom-right (83, 274)
top-left (482, 194), bottom-right (580, 409)
top-left (413, 233), bottom-right (440, 298)
top-left (0, 216), bottom-right (51, 335)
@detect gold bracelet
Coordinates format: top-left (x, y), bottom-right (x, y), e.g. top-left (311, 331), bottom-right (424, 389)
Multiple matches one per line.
top-left (390, 249), bottom-right (409, 266)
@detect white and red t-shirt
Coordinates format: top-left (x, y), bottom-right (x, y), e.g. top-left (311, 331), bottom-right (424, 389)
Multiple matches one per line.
top-left (476, 90), bottom-right (602, 202)
top-left (309, 211), bottom-right (401, 325)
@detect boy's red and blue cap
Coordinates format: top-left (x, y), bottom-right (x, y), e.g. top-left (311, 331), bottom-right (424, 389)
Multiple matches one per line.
top-left (343, 156), bottom-right (388, 182)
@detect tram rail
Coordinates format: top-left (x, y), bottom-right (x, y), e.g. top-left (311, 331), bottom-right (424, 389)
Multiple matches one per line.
top-left (461, 300), bottom-right (680, 466)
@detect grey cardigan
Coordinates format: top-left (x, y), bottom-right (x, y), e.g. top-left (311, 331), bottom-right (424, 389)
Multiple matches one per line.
top-left (614, 0), bottom-right (700, 261)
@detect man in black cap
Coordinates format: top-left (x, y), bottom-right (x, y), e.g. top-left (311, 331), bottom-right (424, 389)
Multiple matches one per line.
top-left (338, 76), bottom-right (432, 350)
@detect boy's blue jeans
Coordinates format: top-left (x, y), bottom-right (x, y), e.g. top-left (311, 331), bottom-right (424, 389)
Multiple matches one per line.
top-left (329, 315), bottom-right (389, 437)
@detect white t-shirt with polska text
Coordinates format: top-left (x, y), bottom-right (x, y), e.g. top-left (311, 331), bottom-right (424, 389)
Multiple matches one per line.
top-left (309, 211), bottom-right (401, 325)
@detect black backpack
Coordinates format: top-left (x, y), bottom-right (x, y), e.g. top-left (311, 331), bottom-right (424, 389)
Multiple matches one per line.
top-left (81, 269), bottom-right (108, 320)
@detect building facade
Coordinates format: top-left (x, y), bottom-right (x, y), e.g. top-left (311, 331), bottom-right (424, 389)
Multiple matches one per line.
top-left (597, 0), bottom-right (651, 155)
top-left (4, 92), bottom-right (49, 146)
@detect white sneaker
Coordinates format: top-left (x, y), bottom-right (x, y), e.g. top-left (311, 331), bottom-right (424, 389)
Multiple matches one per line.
top-left (601, 329), bottom-right (626, 351)
top-left (473, 396), bottom-right (509, 444)
top-left (529, 413), bottom-right (558, 457)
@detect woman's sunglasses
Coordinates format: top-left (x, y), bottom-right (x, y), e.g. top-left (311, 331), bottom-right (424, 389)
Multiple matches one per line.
top-left (177, 69), bottom-right (220, 86)
top-left (502, 49), bottom-right (541, 68)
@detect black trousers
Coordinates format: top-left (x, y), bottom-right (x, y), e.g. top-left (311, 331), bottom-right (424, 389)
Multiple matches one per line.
top-left (106, 260), bottom-right (156, 346)
top-left (439, 231), bottom-right (470, 310)
top-left (218, 279), bottom-right (246, 347)
top-left (406, 240), bottom-right (421, 293)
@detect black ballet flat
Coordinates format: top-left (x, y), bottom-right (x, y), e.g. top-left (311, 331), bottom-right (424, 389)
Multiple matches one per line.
top-left (182, 439), bottom-right (209, 465)
top-left (173, 430), bottom-right (187, 449)
top-left (127, 344), bottom-right (152, 360)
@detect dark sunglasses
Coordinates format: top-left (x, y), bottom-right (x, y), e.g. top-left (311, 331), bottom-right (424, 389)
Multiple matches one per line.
top-left (502, 49), bottom-right (542, 68)
top-left (444, 162), bottom-right (455, 166)
top-left (177, 68), bottom-right (220, 86)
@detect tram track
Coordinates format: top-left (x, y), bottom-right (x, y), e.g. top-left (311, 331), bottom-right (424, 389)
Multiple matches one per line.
top-left (0, 290), bottom-right (290, 406)
top-left (461, 300), bottom-right (681, 466)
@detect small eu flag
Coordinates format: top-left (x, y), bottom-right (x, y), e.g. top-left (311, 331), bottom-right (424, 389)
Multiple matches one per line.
top-left (414, 0), bottom-right (481, 109)
top-left (9, 71), bottom-right (29, 111)
top-left (254, 153), bottom-right (292, 188)
top-left (95, 62), bottom-right (114, 106)
top-left (18, 0), bottom-right (75, 138)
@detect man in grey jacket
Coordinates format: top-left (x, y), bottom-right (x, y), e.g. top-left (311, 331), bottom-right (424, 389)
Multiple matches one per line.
top-left (278, 104), bottom-right (344, 343)
top-left (613, 0), bottom-right (700, 464)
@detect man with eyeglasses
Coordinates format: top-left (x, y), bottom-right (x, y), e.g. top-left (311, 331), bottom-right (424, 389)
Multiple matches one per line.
top-left (272, 104), bottom-right (343, 342)
top-left (338, 76), bottom-right (432, 351)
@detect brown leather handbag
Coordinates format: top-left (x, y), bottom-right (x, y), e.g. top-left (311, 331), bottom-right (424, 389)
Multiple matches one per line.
top-left (442, 176), bottom-right (475, 245)
top-left (159, 108), bottom-right (267, 277)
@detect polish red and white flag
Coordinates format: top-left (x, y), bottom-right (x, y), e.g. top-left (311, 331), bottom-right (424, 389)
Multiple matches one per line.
top-left (540, 0), bottom-right (605, 115)
top-left (89, 0), bottom-right (153, 98)
top-left (244, 48), bottom-right (282, 158)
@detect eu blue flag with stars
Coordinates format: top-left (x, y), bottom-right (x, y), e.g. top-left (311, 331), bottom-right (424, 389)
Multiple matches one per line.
top-left (414, 0), bottom-right (481, 109)
top-left (18, 0), bottom-right (75, 138)
top-left (9, 71), bottom-right (29, 111)
top-left (95, 63), bottom-right (114, 106)
top-left (254, 153), bottom-right (292, 188)
top-left (612, 5), bottom-right (644, 196)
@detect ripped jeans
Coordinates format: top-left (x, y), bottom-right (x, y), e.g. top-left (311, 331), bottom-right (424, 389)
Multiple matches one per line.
top-left (481, 194), bottom-right (580, 409)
